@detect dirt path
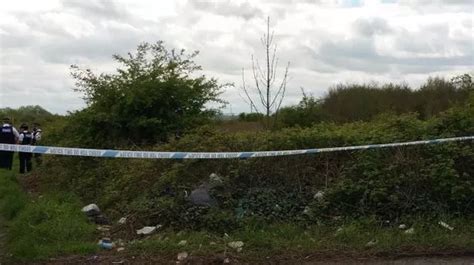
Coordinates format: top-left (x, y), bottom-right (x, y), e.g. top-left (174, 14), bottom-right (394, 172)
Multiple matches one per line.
top-left (0, 215), bottom-right (7, 264)
top-left (24, 252), bottom-right (474, 265)
top-left (306, 256), bottom-right (474, 265)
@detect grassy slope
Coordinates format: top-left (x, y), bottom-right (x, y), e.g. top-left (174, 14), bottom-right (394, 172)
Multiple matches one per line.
top-left (0, 167), bottom-right (97, 262)
top-left (1, 158), bottom-right (473, 262)
top-left (3, 164), bottom-right (472, 263)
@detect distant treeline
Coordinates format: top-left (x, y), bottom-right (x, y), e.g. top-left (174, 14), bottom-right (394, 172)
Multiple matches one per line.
top-left (238, 74), bottom-right (473, 127)
top-left (0, 105), bottom-right (59, 127)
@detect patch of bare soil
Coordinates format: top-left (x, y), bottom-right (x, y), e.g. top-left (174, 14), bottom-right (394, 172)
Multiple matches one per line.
top-left (17, 172), bottom-right (41, 195)
top-left (19, 250), bottom-right (474, 265)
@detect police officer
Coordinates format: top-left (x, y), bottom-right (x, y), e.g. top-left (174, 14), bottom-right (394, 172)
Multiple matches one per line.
top-left (18, 124), bottom-right (33, 174)
top-left (0, 117), bottom-right (19, 170)
top-left (32, 123), bottom-right (43, 166)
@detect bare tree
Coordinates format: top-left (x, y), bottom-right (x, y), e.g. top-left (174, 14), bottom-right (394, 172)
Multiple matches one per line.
top-left (241, 16), bottom-right (290, 126)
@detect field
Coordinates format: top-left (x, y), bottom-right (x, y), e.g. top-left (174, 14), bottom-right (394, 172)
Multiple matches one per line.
top-left (1, 64), bottom-right (473, 263)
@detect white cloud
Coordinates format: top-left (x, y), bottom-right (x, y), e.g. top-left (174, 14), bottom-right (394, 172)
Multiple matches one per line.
top-left (0, 0), bottom-right (472, 115)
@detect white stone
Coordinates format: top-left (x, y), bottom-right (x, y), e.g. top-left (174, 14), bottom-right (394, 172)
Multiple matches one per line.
top-left (209, 173), bottom-right (223, 184)
top-left (398, 224), bottom-right (407, 229)
top-left (97, 225), bottom-right (111, 232)
top-left (313, 191), bottom-right (325, 200)
top-left (177, 252), bottom-right (188, 261)
top-left (118, 217), bottom-right (127, 225)
top-left (82, 204), bottom-right (100, 213)
top-left (366, 239), bottom-right (377, 246)
top-left (228, 241), bottom-right (244, 249)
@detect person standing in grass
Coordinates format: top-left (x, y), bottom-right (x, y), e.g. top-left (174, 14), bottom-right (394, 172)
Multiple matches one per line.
top-left (18, 124), bottom-right (33, 174)
top-left (0, 117), bottom-right (19, 170)
top-left (32, 123), bottom-right (43, 166)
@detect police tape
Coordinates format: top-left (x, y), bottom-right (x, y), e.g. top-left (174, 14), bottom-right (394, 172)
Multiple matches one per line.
top-left (0, 136), bottom-right (473, 160)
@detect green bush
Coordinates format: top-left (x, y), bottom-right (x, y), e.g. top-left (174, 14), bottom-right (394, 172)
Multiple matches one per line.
top-left (37, 99), bottom-right (474, 230)
top-left (66, 42), bottom-right (225, 148)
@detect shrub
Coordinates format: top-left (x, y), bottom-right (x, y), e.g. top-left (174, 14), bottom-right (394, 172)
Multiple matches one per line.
top-left (38, 101), bottom-right (474, 230)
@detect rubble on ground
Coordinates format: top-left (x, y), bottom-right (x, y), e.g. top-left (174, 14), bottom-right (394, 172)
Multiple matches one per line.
top-left (136, 225), bottom-right (162, 235)
top-left (177, 252), bottom-right (188, 261)
top-left (81, 203), bottom-right (110, 225)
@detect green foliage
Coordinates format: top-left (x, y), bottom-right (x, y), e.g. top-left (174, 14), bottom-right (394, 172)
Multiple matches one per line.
top-left (238, 112), bottom-right (265, 122)
top-left (277, 90), bottom-right (326, 127)
top-left (38, 98), bottom-right (474, 230)
top-left (277, 74), bottom-right (472, 128)
top-left (450, 73), bottom-right (473, 91)
top-left (0, 105), bottom-right (59, 129)
top-left (67, 41), bottom-right (225, 147)
top-left (29, 73), bottom-right (474, 232)
top-left (237, 188), bottom-right (308, 221)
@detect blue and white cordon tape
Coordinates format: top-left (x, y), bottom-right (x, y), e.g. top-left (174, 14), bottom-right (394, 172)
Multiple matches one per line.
top-left (0, 136), bottom-right (473, 159)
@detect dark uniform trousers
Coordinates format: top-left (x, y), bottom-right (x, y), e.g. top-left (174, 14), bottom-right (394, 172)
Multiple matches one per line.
top-left (19, 131), bottom-right (33, 174)
top-left (19, 152), bottom-right (32, 173)
top-left (0, 151), bottom-right (14, 170)
top-left (0, 125), bottom-right (15, 170)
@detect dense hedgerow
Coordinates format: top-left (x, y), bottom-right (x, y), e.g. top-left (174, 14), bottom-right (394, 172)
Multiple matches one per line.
top-left (38, 96), bottom-right (474, 231)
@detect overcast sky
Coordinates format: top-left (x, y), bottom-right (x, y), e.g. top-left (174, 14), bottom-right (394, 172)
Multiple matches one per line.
top-left (0, 0), bottom-right (472, 114)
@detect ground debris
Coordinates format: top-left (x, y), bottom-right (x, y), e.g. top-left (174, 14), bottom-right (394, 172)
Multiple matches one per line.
top-left (136, 225), bottom-right (161, 235)
top-left (118, 217), bottom-right (127, 225)
top-left (438, 221), bottom-right (454, 231)
top-left (177, 251), bottom-right (188, 261)
top-left (228, 241), bottom-right (244, 249)
top-left (98, 238), bottom-right (114, 250)
top-left (366, 239), bottom-right (377, 247)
